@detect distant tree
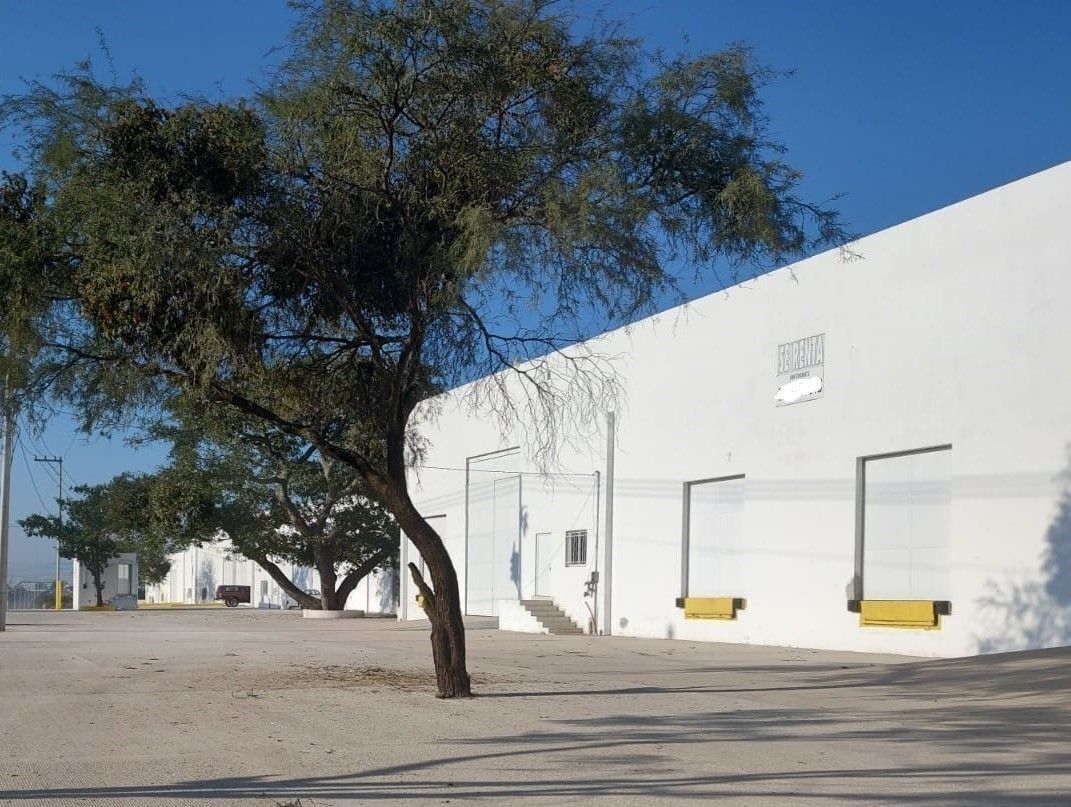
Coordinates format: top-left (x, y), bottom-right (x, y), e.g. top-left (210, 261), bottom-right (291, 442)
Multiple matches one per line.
top-left (20, 485), bottom-right (122, 606)
top-left (20, 474), bottom-right (176, 605)
top-left (97, 472), bottom-right (176, 586)
top-left (1, 0), bottom-right (844, 696)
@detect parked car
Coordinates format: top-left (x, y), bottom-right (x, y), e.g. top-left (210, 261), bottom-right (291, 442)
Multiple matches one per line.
top-left (214, 585), bottom-right (251, 608)
top-left (286, 589), bottom-right (322, 610)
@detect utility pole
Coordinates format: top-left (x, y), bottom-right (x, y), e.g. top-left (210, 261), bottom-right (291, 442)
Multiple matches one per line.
top-left (34, 455), bottom-right (63, 610)
top-left (0, 377), bottom-right (15, 631)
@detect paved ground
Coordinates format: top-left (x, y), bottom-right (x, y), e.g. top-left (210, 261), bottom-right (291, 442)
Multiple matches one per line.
top-left (0, 610), bottom-right (1068, 806)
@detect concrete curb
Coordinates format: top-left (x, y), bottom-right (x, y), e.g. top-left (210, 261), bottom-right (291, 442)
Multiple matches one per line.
top-left (301, 609), bottom-right (366, 619)
top-left (138, 603), bottom-right (226, 609)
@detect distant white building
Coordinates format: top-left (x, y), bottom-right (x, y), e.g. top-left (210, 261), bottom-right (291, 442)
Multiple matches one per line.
top-left (400, 161), bottom-right (1071, 657)
top-left (142, 539), bottom-right (398, 613)
top-left (73, 552), bottom-right (138, 610)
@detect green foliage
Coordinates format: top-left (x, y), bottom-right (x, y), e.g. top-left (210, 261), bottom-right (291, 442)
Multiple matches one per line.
top-left (145, 402), bottom-right (399, 583)
top-left (0, 0), bottom-right (844, 474)
top-left (0, 172), bottom-right (57, 391)
top-left (18, 473), bottom-right (174, 591)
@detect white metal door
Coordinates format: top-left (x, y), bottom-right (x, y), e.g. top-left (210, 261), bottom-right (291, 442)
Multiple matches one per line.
top-left (534, 531), bottom-right (553, 597)
top-left (465, 473), bottom-right (521, 616)
top-left (863, 448), bottom-right (951, 600)
top-left (466, 477), bottom-right (496, 615)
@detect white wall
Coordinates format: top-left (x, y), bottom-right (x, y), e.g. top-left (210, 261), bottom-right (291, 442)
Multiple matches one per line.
top-left (405, 161), bottom-right (1071, 657)
top-left (73, 553), bottom-right (138, 609)
top-left (142, 542), bottom-right (267, 605)
top-left (345, 565), bottom-right (399, 614)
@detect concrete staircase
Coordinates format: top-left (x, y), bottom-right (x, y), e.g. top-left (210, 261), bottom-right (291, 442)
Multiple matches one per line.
top-left (519, 598), bottom-right (585, 635)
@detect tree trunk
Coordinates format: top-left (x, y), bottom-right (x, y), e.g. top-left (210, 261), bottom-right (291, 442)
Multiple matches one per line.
top-left (385, 492), bottom-right (470, 698)
top-left (335, 547), bottom-right (393, 607)
top-left (364, 418), bottom-right (471, 698)
top-left (254, 556), bottom-right (321, 609)
top-left (313, 545), bottom-right (340, 610)
top-left (91, 567), bottom-right (104, 607)
top-left (212, 385), bottom-right (470, 695)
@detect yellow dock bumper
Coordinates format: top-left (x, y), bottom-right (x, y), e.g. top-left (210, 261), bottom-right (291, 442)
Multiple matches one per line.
top-left (858, 600), bottom-right (944, 629)
top-left (680, 596), bottom-right (743, 620)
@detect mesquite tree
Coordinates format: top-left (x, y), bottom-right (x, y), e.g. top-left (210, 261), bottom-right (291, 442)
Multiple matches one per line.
top-left (1, 0), bottom-right (843, 697)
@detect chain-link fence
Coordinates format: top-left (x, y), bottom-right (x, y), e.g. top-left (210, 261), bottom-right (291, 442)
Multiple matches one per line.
top-left (5, 584), bottom-right (72, 610)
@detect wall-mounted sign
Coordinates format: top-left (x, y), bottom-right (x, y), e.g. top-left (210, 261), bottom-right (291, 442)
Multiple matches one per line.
top-left (776, 333), bottom-right (824, 406)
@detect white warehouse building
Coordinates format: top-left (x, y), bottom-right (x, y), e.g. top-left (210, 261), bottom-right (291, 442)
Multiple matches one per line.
top-left (400, 161), bottom-right (1071, 658)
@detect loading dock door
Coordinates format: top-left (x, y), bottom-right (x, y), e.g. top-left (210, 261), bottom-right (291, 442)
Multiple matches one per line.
top-left (466, 474), bottom-right (521, 616)
top-left (862, 447), bottom-right (951, 600)
top-left (687, 476), bottom-right (746, 596)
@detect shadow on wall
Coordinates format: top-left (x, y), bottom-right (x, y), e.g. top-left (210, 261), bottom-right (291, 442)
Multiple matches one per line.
top-left (292, 566), bottom-right (311, 591)
top-left (197, 560), bottom-right (216, 603)
top-left (510, 545), bottom-right (521, 599)
top-left (377, 566), bottom-right (399, 613)
top-left (512, 504), bottom-right (528, 600)
top-left (975, 449), bottom-right (1071, 652)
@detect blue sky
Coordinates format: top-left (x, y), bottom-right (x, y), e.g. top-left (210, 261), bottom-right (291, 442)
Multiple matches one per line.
top-left (2, 0), bottom-right (1070, 579)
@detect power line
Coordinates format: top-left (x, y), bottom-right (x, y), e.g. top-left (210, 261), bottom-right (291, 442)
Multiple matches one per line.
top-left (16, 436), bottom-right (51, 513)
top-left (35, 459), bottom-right (60, 485)
top-left (62, 430), bottom-right (82, 457)
top-left (22, 426), bottom-right (83, 490)
top-left (32, 455), bottom-right (64, 611)
top-left (415, 464), bottom-right (596, 478)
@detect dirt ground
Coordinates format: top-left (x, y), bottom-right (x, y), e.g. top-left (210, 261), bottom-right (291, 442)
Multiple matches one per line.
top-left (0, 609), bottom-right (1068, 806)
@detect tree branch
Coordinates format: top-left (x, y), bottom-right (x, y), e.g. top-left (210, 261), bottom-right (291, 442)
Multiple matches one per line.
top-left (335, 546), bottom-right (394, 607)
top-left (408, 560), bottom-right (434, 610)
top-left (253, 555), bottom-right (321, 610)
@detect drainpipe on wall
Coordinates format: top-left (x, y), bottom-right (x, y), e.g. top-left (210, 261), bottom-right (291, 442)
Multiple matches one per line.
top-left (399, 530), bottom-right (408, 622)
top-left (603, 411), bottom-right (616, 637)
top-left (591, 470), bottom-right (600, 633)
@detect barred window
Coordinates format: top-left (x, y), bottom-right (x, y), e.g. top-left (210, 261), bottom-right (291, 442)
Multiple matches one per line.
top-left (565, 529), bottom-right (587, 566)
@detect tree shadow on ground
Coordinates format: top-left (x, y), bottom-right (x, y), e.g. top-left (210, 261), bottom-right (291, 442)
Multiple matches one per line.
top-left (2, 649), bottom-right (1068, 804)
top-left (0, 774), bottom-right (1067, 805)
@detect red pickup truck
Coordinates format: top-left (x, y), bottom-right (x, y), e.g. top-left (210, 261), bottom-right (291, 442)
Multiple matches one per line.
top-left (214, 585), bottom-right (251, 608)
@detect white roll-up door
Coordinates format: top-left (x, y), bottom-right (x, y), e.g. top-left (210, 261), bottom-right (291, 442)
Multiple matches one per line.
top-left (863, 447), bottom-right (951, 600)
top-left (466, 476), bottom-right (496, 616)
top-left (465, 470), bottom-right (522, 616)
top-left (687, 475), bottom-right (746, 596)
top-left (492, 476), bottom-right (521, 609)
